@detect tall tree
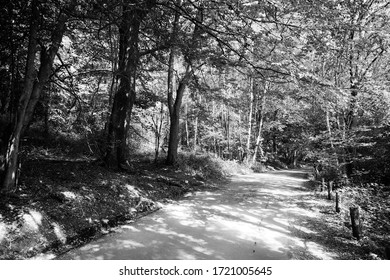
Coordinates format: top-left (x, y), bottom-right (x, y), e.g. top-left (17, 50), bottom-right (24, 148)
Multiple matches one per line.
top-left (166, 0), bottom-right (203, 165)
top-left (1, 0), bottom-right (78, 192)
top-left (104, 0), bottom-right (157, 168)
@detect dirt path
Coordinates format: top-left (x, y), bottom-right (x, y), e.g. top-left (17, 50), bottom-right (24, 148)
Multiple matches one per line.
top-left (58, 169), bottom-right (338, 260)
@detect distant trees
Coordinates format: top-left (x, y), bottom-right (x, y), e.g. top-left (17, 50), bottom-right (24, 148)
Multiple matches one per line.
top-left (295, 0), bottom-right (390, 180)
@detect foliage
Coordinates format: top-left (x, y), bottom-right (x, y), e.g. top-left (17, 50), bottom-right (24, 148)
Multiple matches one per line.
top-left (177, 152), bottom-right (251, 180)
top-left (0, 0), bottom-right (389, 213)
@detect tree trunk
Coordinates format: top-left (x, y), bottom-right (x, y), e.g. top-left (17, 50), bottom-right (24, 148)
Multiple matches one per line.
top-left (167, 66), bottom-right (191, 165)
top-left (326, 110), bottom-right (334, 148)
top-left (227, 108), bottom-right (230, 158)
top-left (272, 110), bottom-right (278, 154)
top-left (1, 1), bottom-right (39, 192)
top-left (105, 1), bottom-right (155, 168)
top-left (165, 2), bottom-right (181, 165)
top-left (193, 113), bottom-right (198, 153)
top-left (2, 1), bottom-right (74, 191)
top-left (153, 102), bottom-right (165, 163)
top-left (23, 5), bottom-right (72, 131)
top-left (350, 206), bottom-right (362, 240)
top-left (166, 0), bottom-right (202, 165)
top-left (184, 102), bottom-right (189, 147)
top-left (246, 75), bottom-right (254, 160)
top-left (252, 82), bottom-right (267, 164)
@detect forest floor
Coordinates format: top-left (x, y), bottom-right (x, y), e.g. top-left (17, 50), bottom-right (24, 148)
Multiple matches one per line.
top-left (0, 152), bottom-right (226, 259)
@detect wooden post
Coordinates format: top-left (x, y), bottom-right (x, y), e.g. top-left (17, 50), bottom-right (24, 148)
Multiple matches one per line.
top-left (350, 207), bottom-right (362, 240)
top-left (321, 178), bottom-right (325, 192)
top-left (327, 181), bottom-right (333, 200)
top-left (335, 192), bottom-right (340, 213)
top-left (385, 247), bottom-right (390, 260)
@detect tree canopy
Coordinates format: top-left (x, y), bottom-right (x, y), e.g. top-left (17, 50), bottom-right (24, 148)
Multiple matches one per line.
top-left (1, 0), bottom-right (390, 192)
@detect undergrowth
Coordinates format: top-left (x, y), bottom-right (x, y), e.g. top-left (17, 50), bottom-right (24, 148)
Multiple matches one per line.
top-left (309, 171), bottom-right (390, 259)
top-left (177, 153), bottom-right (252, 180)
top-left (338, 184), bottom-right (390, 254)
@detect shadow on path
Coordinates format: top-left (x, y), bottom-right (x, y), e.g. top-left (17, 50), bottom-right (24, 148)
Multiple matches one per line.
top-left (58, 169), bottom-right (339, 260)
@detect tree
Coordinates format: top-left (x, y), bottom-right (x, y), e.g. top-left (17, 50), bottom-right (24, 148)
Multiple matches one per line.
top-left (1, 0), bottom-right (78, 192)
top-left (166, 0), bottom-right (204, 165)
top-left (104, 0), bottom-right (157, 168)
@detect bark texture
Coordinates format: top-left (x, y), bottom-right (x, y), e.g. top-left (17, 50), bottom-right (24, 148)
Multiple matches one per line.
top-left (2, 1), bottom-right (74, 191)
top-left (105, 0), bottom-right (156, 168)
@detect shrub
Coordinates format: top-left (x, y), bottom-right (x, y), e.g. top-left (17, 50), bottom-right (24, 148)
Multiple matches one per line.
top-left (177, 153), bottom-right (251, 180)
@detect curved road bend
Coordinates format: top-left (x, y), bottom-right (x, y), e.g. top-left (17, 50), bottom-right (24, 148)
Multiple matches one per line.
top-left (58, 169), bottom-right (337, 260)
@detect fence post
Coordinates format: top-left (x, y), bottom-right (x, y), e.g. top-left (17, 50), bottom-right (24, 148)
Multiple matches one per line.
top-left (385, 247), bottom-right (390, 260)
top-left (327, 181), bottom-right (333, 200)
top-left (335, 191), bottom-right (340, 213)
top-left (321, 178), bottom-right (325, 192)
top-left (350, 207), bottom-right (362, 240)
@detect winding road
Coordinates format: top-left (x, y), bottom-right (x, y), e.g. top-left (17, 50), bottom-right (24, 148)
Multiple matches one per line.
top-left (59, 169), bottom-right (337, 260)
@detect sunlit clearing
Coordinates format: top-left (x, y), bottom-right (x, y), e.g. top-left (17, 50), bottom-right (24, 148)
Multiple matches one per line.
top-left (23, 209), bottom-right (43, 231)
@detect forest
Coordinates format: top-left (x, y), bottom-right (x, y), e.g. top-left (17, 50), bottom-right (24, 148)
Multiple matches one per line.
top-left (0, 0), bottom-right (390, 260)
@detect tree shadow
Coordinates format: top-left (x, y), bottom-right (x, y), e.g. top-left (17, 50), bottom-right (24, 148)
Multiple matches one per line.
top-left (57, 169), bottom-right (356, 260)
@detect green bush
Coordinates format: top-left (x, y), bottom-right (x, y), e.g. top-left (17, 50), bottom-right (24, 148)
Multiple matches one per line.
top-left (177, 153), bottom-right (251, 180)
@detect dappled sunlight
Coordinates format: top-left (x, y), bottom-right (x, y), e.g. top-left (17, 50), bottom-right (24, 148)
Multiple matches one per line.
top-left (292, 224), bottom-right (317, 235)
top-left (59, 169), bottom-right (338, 260)
top-left (118, 239), bottom-right (145, 248)
top-left (61, 191), bottom-right (77, 200)
top-left (121, 225), bottom-right (141, 232)
top-left (282, 206), bottom-right (318, 218)
top-left (302, 241), bottom-right (338, 260)
top-left (179, 219), bottom-right (206, 227)
top-left (52, 222), bottom-right (67, 244)
top-left (0, 219), bottom-right (6, 243)
top-left (262, 187), bottom-right (309, 197)
top-left (124, 184), bottom-right (139, 194)
top-left (261, 221), bottom-right (290, 234)
top-left (22, 209), bottom-right (43, 232)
